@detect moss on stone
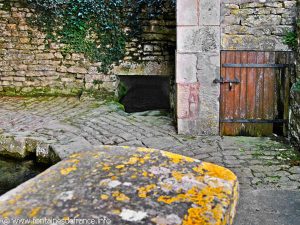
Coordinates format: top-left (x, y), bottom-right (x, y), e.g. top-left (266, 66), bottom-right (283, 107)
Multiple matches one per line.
top-left (0, 87), bottom-right (82, 97)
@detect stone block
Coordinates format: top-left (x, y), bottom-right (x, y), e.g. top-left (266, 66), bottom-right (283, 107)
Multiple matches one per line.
top-left (176, 53), bottom-right (197, 84)
top-left (240, 2), bottom-right (264, 9)
top-left (143, 44), bottom-right (153, 52)
top-left (36, 53), bottom-right (55, 60)
top-left (281, 17), bottom-right (295, 25)
top-left (177, 82), bottom-right (200, 120)
top-left (177, 26), bottom-right (220, 53)
top-left (177, 0), bottom-right (198, 26)
top-left (221, 34), bottom-right (289, 51)
top-left (197, 52), bottom-right (220, 78)
top-left (242, 15), bottom-right (281, 27)
top-left (196, 53), bottom-right (220, 135)
top-left (199, 0), bottom-right (220, 26)
top-left (283, 1), bottom-right (297, 9)
top-left (28, 65), bottom-right (56, 71)
top-left (265, 2), bottom-right (283, 8)
top-left (67, 66), bottom-right (87, 74)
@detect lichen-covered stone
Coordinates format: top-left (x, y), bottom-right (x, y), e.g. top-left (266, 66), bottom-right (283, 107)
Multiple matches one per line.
top-left (0, 146), bottom-right (239, 225)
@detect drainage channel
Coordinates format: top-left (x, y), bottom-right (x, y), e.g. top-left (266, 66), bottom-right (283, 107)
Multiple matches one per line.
top-left (0, 156), bottom-right (51, 196)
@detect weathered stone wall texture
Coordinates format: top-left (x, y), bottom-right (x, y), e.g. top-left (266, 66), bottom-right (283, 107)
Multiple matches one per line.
top-left (290, 3), bottom-right (300, 150)
top-left (0, 0), bottom-right (175, 96)
top-left (221, 0), bottom-right (297, 50)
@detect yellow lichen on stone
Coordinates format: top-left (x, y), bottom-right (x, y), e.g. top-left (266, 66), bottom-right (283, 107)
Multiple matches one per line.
top-left (102, 165), bottom-right (111, 171)
top-left (182, 208), bottom-right (210, 225)
top-left (172, 171), bottom-right (184, 181)
top-left (137, 147), bottom-right (155, 153)
top-left (142, 171), bottom-right (148, 177)
top-left (1, 211), bottom-right (12, 218)
top-left (70, 153), bottom-right (82, 158)
top-left (100, 194), bottom-right (109, 200)
top-left (161, 151), bottom-right (195, 164)
top-left (66, 159), bottom-right (80, 164)
top-left (201, 162), bottom-right (237, 182)
top-left (121, 146), bottom-right (130, 149)
top-left (8, 195), bottom-right (22, 205)
top-left (111, 209), bottom-right (121, 215)
top-left (15, 208), bottom-right (23, 216)
top-left (115, 165), bottom-right (125, 169)
top-left (112, 191), bottom-right (130, 202)
top-left (158, 185), bottom-right (231, 225)
top-left (111, 176), bottom-right (117, 180)
top-left (138, 184), bottom-right (156, 198)
top-left (143, 154), bottom-right (151, 161)
top-left (230, 182), bottom-right (239, 225)
top-left (28, 207), bottom-right (41, 218)
top-left (60, 166), bottom-right (77, 175)
top-left (126, 156), bottom-right (140, 164)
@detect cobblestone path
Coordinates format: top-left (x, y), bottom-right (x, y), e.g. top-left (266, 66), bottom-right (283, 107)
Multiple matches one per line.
top-left (1, 96), bottom-right (299, 192)
top-left (1, 96), bottom-right (300, 224)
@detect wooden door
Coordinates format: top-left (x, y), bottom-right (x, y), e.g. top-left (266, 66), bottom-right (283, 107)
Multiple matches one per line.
top-left (219, 51), bottom-right (291, 136)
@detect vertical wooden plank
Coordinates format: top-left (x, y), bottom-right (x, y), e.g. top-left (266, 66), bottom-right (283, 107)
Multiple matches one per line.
top-left (256, 51), bottom-right (272, 135)
top-left (220, 51), bottom-right (226, 135)
top-left (239, 52), bottom-right (248, 119)
top-left (239, 51), bottom-right (248, 135)
top-left (223, 51), bottom-right (237, 135)
top-left (263, 51), bottom-right (275, 133)
top-left (245, 51), bottom-right (257, 135)
top-left (232, 51), bottom-right (241, 135)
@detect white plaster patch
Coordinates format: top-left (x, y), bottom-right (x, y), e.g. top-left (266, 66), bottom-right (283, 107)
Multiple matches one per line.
top-left (120, 209), bottom-right (148, 222)
top-left (108, 180), bottom-right (122, 188)
top-left (56, 191), bottom-right (74, 202)
top-left (181, 176), bottom-right (207, 191)
top-left (152, 214), bottom-right (182, 225)
top-left (204, 175), bottom-right (233, 190)
top-left (149, 166), bottom-right (171, 175)
top-left (167, 214), bottom-right (182, 224)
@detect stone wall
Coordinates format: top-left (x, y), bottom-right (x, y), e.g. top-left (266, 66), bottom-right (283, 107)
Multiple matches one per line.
top-left (221, 0), bottom-right (297, 50)
top-left (0, 0), bottom-right (175, 96)
top-left (290, 3), bottom-right (300, 150)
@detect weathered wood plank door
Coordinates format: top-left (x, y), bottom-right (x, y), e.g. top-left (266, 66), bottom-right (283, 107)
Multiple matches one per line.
top-left (219, 51), bottom-right (291, 136)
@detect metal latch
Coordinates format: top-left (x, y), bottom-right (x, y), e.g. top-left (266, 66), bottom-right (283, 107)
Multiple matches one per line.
top-left (213, 76), bottom-right (240, 90)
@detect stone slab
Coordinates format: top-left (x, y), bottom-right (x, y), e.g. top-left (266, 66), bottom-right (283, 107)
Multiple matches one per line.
top-left (0, 146), bottom-right (239, 225)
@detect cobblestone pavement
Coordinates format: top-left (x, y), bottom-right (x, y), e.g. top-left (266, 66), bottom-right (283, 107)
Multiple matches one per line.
top-left (1, 96), bottom-right (299, 192)
top-left (1, 96), bottom-right (300, 224)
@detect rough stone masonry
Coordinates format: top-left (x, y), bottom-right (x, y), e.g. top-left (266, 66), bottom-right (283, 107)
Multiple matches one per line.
top-left (290, 2), bottom-right (300, 150)
top-left (176, 0), bottom-right (297, 135)
top-left (0, 0), bottom-right (175, 96)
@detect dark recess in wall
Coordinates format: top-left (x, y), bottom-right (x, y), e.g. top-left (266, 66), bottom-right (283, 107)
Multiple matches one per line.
top-left (118, 75), bottom-right (170, 113)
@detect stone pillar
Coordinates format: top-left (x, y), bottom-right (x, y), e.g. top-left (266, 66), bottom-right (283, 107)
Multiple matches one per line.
top-left (176, 0), bottom-right (220, 135)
